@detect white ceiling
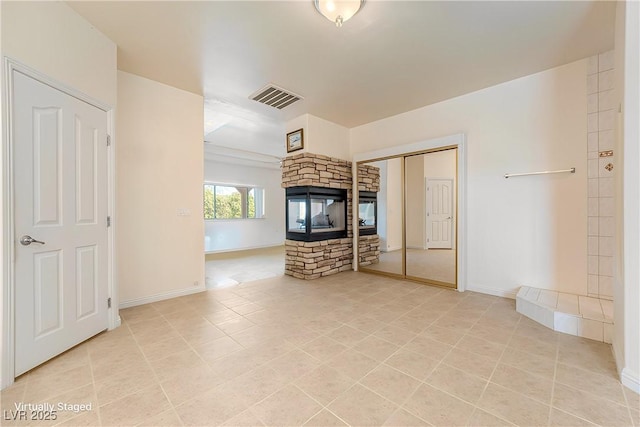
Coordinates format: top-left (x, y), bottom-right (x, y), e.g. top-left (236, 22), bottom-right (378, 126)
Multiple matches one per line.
top-left (67, 0), bottom-right (615, 158)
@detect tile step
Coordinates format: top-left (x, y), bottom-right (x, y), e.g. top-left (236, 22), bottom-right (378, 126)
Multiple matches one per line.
top-left (516, 286), bottom-right (613, 343)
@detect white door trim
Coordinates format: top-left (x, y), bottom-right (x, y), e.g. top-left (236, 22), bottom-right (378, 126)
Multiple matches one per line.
top-left (2, 58), bottom-right (119, 389)
top-left (352, 133), bottom-right (467, 292)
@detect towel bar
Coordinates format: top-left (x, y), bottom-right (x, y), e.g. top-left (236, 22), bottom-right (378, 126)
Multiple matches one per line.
top-left (504, 167), bottom-right (575, 179)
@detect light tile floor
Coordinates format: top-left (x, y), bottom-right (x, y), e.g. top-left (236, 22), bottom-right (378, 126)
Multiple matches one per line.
top-left (2, 272), bottom-right (638, 426)
top-left (205, 246), bottom-right (284, 289)
top-left (364, 249), bottom-right (456, 285)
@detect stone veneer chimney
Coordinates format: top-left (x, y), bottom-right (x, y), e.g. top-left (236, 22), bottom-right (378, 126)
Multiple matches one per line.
top-left (281, 153), bottom-right (381, 279)
top-left (281, 153), bottom-right (353, 279)
top-left (356, 164), bottom-right (381, 267)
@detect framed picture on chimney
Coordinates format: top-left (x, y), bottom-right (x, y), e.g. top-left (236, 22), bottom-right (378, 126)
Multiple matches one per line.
top-left (286, 128), bottom-right (304, 153)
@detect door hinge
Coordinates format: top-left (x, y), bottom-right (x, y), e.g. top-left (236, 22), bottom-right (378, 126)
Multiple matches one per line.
top-left (107, 135), bottom-right (111, 147)
top-left (107, 216), bottom-right (111, 227)
top-left (107, 297), bottom-right (112, 308)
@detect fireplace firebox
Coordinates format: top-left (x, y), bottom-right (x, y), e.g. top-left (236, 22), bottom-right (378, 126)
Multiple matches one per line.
top-left (358, 191), bottom-right (377, 236)
top-left (286, 186), bottom-right (347, 241)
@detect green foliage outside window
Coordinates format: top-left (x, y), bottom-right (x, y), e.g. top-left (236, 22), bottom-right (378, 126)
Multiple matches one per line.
top-left (204, 184), bottom-right (262, 220)
top-left (248, 190), bottom-right (256, 218)
top-left (204, 187), bottom-right (214, 219)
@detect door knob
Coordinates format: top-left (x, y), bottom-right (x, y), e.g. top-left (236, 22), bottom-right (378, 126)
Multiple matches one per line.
top-left (19, 235), bottom-right (45, 246)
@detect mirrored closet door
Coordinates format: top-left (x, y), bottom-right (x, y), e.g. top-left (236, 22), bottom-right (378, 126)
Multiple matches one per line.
top-left (359, 158), bottom-right (403, 276)
top-left (357, 148), bottom-right (457, 289)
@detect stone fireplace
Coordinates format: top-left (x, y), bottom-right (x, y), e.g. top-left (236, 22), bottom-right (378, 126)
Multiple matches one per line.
top-left (281, 153), bottom-right (353, 279)
top-left (356, 164), bottom-right (381, 268)
top-left (281, 152), bottom-right (381, 279)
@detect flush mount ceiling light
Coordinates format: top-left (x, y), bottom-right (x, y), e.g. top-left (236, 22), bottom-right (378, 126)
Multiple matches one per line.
top-left (314, 0), bottom-right (365, 27)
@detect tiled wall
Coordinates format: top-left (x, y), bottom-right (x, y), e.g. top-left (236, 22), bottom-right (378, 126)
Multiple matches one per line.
top-left (586, 50), bottom-right (615, 300)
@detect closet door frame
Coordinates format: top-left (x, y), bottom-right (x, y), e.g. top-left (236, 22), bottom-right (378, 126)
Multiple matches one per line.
top-left (353, 133), bottom-right (467, 292)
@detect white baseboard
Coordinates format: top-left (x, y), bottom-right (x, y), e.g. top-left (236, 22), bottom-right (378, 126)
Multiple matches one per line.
top-left (621, 368), bottom-right (640, 394)
top-left (613, 341), bottom-right (624, 379)
top-left (466, 284), bottom-right (517, 299)
top-left (109, 315), bottom-right (122, 330)
top-left (119, 286), bottom-right (206, 309)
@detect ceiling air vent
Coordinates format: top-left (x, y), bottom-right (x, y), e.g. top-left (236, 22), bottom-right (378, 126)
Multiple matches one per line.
top-left (250, 84), bottom-right (303, 109)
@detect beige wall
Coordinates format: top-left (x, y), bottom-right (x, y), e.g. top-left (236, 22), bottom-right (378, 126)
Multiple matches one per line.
top-left (286, 113), bottom-right (350, 160)
top-left (117, 71), bottom-right (204, 305)
top-left (617, 0), bottom-right (640, 393)
top-left (405, 155), bottom-right (424, 249)
top-left (351, 60), bottom-right (588, 297)
top-left (613, 0), bottom-right (626, 385)
top-left (424, 149), bottom-right (457, 180)
top-left (1, 0), bottom-right (117, 387)
top-left (308, 115), bottom-right (350, 160)
top-left (383, 158), bottom-right (403, 252)
top-left (0, 2), bottom-right (4, 388)
top-left (1, 1), bottom-right (117, 106)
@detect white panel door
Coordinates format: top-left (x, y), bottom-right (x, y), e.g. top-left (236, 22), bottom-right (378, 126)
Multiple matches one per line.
top-left (426, 178), bottom-right (453, 249)
top-left (13, 70), bottom-right (108, 375)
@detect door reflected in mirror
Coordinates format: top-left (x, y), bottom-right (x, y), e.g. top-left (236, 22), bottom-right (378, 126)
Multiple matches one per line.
top-left (405, 149), bottom-right (457, 286)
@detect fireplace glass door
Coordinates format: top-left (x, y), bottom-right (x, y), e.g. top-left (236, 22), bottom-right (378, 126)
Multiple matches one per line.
top-left (310, 197), bottom-right (345, 233)
top-left (285, 186), bottom-right (348, 241)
